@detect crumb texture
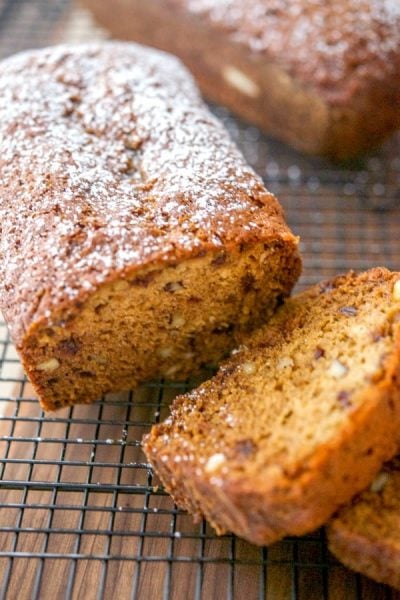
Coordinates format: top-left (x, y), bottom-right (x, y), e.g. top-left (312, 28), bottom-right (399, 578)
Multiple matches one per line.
top-left (144, 268), bottom-right (400, 545)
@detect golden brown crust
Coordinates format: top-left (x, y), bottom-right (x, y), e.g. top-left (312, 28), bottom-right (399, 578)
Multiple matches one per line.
top-left (82, 0), bottom-right (400, 158)
top-left (143, 268), bottom-right (400, 545)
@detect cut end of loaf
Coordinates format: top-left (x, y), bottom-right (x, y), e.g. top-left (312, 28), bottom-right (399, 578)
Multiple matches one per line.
top-left (144, 268), bottom-right (400, 545)
top-left (20, 241), bottom-right (300, 411)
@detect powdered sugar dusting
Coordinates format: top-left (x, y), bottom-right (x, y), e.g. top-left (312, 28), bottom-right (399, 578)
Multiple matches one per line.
top-left (183, 0), bottom-right (400, 102)
top-left (0, 42), bottom-right (286, 340)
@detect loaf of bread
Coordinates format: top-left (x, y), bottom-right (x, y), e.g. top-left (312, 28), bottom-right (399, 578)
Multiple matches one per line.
top-left (0, 42), bottom-right (301, 411)
top-left (144, 268), bottom-right (400, 546)
top-left (328, 458), bottom-right (400, 590)
top-left (81, 0), bottom-right (400, 159)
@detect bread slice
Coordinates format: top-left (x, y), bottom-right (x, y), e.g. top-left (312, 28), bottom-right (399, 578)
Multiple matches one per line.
top-left (143, 268), bottom-right (400, 546)
top-left (327, 458), bottom-right (400, 589)
top-left (0, 42), bottom-right (300, 411)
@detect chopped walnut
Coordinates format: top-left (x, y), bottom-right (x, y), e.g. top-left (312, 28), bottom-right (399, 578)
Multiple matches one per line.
top-left (277, 357), bottom-right (294, 370)
top-left (370, 471), bottom-right (389, 493)
top-left (164, 281), bottom-right (184, 293)
top-left (164, 364), bottom-right (179, 377)
top-left (36, 358), bottom-right (60, 372)
top-left (393, 280), bottom-right (400, 301)
top-left (242, 361), bottom-right (256, 375)
top-left (329, 359), bottom-right (348, 379)
top-left (222, 66), bottom-right (260, 98)
top-left (205, 453), bottom-right (226, 473)
top-left (170, 314), bottom-right (186, 328)
top-left (159, 347), bottom-right (173, 359)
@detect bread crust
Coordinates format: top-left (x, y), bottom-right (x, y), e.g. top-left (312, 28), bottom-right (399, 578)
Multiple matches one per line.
top-left (81, 0), bottom-right (400, 159)
top-left (144, 269), bottom-right (400, 545)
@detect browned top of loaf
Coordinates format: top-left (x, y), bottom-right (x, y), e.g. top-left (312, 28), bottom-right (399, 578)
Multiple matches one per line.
top-left (0, 42), bottom-right (297, 344)
top-left (173, 0), bottom-right (400, 104)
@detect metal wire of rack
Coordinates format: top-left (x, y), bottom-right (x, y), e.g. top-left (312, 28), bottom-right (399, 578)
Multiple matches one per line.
top-left (0, 1), bottom-right (400, 599)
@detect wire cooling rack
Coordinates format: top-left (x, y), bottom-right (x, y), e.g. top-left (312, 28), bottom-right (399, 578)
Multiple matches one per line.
top-left (1, 1), bottom-right (400, 599)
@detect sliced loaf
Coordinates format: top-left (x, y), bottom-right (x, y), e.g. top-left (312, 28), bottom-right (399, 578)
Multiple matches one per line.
top-left (143, 268), bottom-right (400, 545)
top-left (0, 42), bottom-right (300, 411)
top-left (328, 458), bottom-right (400, 590)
